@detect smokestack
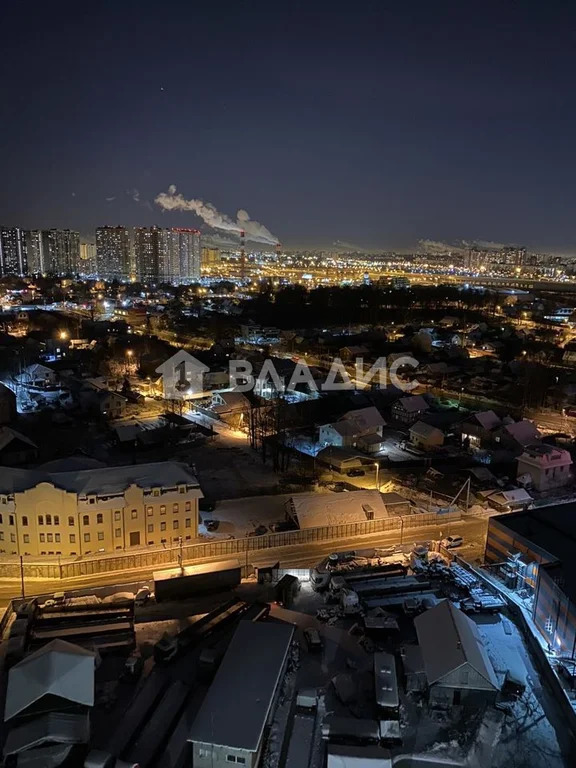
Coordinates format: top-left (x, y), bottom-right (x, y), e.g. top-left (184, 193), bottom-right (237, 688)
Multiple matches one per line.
top-left (240, 230), bottom-right (246, 280)
top-left (276, 242), bottom-right (281, 260)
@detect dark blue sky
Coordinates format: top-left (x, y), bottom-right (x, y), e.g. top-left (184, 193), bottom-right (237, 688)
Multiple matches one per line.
top-left (1, 0), bottom-right (576, 252)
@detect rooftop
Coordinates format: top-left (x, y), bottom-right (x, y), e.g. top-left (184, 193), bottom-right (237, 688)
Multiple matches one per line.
top-left (414, 600), bottom-right (499, 691)
top-left (188, 620), bottom-right (294, 752)
top-left (289, 490), bottom-right (389, 529)
top-left (0, 460), bottom-right (200, 496)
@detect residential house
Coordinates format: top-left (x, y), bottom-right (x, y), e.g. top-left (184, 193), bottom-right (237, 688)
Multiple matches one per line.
top-left (494, 420), bottom-right (541, 454)
top-left (339, 345), bottom-right (370, 361)
top-left (460, 410), bottom-right (502, 450)
top-left (319, 406), bottom-right (386, 453)
top-left (414, 600), bottom-right (499, 706)
top-left (211, 390), bottom-right (251, 428)
top-left (478, 488), bottom-right (533, 513)
top-left (19, 363), bottom-right (57, 389)
top-left (391, 395), bottom-right (429, 426)
top-left (79, 386), bottom-right (127, 420)
top-left (409, 421), bottom-right (445, 450)
top-left (517, 444), bottom-right (573, 492)
top-left (0, 427), bottom-right (38, 466)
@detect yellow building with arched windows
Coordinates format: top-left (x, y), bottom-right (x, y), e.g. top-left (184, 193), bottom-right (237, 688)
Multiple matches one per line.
top-left (0, 462), bottom-right (202, 557)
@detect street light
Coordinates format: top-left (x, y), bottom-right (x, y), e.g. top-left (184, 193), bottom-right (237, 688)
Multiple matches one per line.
top-left (373, 461), bottom-right (380, 491)
top-left (59, 330), bottom-right (68, 340)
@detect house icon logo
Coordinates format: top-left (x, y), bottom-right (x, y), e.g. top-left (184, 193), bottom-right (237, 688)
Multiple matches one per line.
top-left (155, 350), bottom-right (209, 400)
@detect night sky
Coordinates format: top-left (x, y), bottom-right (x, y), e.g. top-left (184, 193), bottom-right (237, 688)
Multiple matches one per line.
top-left (2, 1), bottom-right (576, 252)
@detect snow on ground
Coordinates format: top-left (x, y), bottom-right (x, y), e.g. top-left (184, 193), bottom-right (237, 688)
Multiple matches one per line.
top-left (475, 614), bottom-right (569, 768)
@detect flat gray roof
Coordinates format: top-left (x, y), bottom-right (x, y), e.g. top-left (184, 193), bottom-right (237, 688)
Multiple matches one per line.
top-left (189, 620), bottom-right (294, 752)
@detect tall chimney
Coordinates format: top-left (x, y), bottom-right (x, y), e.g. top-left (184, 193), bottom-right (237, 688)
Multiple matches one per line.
top-left (240, 229), bottom-right (246, 280)
top-left (276, 242), bottom-right (282, 260)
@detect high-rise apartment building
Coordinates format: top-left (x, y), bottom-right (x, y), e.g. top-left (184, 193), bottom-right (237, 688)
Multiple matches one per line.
top-left (42, 229), bottom-right (80, 274)
top-left (201, 246), bottom-right (221, 266)
top-left (79, 242), bottom-right (97, 274)
top-left (96, 226), bottom-right (130, 279)
top-left (159, 228), bottom-right (201, 283)
top-left (133, 227), bottom-right (200, 283)
top-left (0, 227), bottom-right (27, 276)
top-left (25, 230), bottom-right (45, 273)
top-left (133, 226), bottom-right (162, 282)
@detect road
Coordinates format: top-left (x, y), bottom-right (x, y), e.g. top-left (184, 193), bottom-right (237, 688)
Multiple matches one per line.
top-left (0, 515), bottom-right (488, 609)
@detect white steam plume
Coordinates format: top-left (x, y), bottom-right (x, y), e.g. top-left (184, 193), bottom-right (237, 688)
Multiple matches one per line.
top-left (155, 185), bottom-right (278, 245)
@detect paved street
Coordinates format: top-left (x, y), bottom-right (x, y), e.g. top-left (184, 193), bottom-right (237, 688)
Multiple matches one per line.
top-left (0, 514), bottom-right (488, 610)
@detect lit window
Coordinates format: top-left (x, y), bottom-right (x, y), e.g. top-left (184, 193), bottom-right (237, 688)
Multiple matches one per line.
top-left (23, 534), bottom-right (30, 544)
top-left (185, 501), bottom-right (191, 512)
top-left (160, 505), bottom-right (166, 515)
top-left (39, 533), bottom-right (45, 542)
top-left (47, 533), bottom-right (53, 542)
top-left (55, 533), bottom-right (60, 542)
top-left (131, 509), bottom-right (138, 519)
top-left (114, 511), bottom-right (121, 521)
top-left (70, 534), bottom-right (76, 543)
top-left (173, 503), bottom-right (179, 513)
top-left (115, 528), bottom-right (121, 538)
top-left (146, 506), bottom-right (153, 516)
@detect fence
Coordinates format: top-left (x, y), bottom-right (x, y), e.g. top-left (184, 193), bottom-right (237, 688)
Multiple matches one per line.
top-left (0, 509), bottom-right (461, 583)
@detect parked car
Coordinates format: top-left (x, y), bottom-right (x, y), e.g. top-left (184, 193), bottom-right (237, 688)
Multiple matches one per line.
top-left (205, 518), bottom-right (220, 532)
top-left (441, 535), bottom-right (463, 549)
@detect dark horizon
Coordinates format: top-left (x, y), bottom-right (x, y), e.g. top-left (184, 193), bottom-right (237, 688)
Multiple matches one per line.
top-left (2, 1), bottom-right (576, 254)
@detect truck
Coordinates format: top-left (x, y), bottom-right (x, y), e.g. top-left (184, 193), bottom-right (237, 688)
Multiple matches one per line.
top-left (153, 559), bottom-right (241, 602)
top-left (274, 574), bottom-right (301, 608)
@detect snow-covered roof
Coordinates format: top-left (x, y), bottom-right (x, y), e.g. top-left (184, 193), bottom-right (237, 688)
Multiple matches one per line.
top-left (395, 395), bottom-right (429, 413)
top-left (487, 488), bottom-right (532, 506)
top-left (327, 745), bottom-right (392, 767)
top-left (467, 410), bottom-right (502, 431)
top-left (5, 640), bottom-right (95, 722)
top-left (341, 406), bottom-right (386, 432)
top-left (409, 421), bottom-right (444, 440)
top-left (0, 461), bottom-right (199, 496)
top-left (500, 420), bottom-right (540, 446)
top-left (415, 600), bottom-right (499, 691)
top-left (290, 490), bottom-right (389, 529)
top-left (189, 621), bottom-right (294, 752)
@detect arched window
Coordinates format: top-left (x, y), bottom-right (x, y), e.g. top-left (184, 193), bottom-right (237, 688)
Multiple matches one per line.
top-left (38, 515), bottom-right (44, 525)
top-left (46, 514), bottom-right (52, 525)
top-left (21, 516), bottom-right (28, 527)
top-left (54, 516), bottom-right (60, 525)
top-left (83, 515), bottom-right (89, 526)
top-left (96, 513), bottom-right (103, 524)
top-left (68, 516), bottom-right (74, 526)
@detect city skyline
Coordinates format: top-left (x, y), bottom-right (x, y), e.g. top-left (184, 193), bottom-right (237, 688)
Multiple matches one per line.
top-left (2, 2), bottom-right (576, 254)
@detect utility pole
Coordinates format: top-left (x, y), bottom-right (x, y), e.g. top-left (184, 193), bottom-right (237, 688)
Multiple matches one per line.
top-left (19, 556), bottom-right (25, 599)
